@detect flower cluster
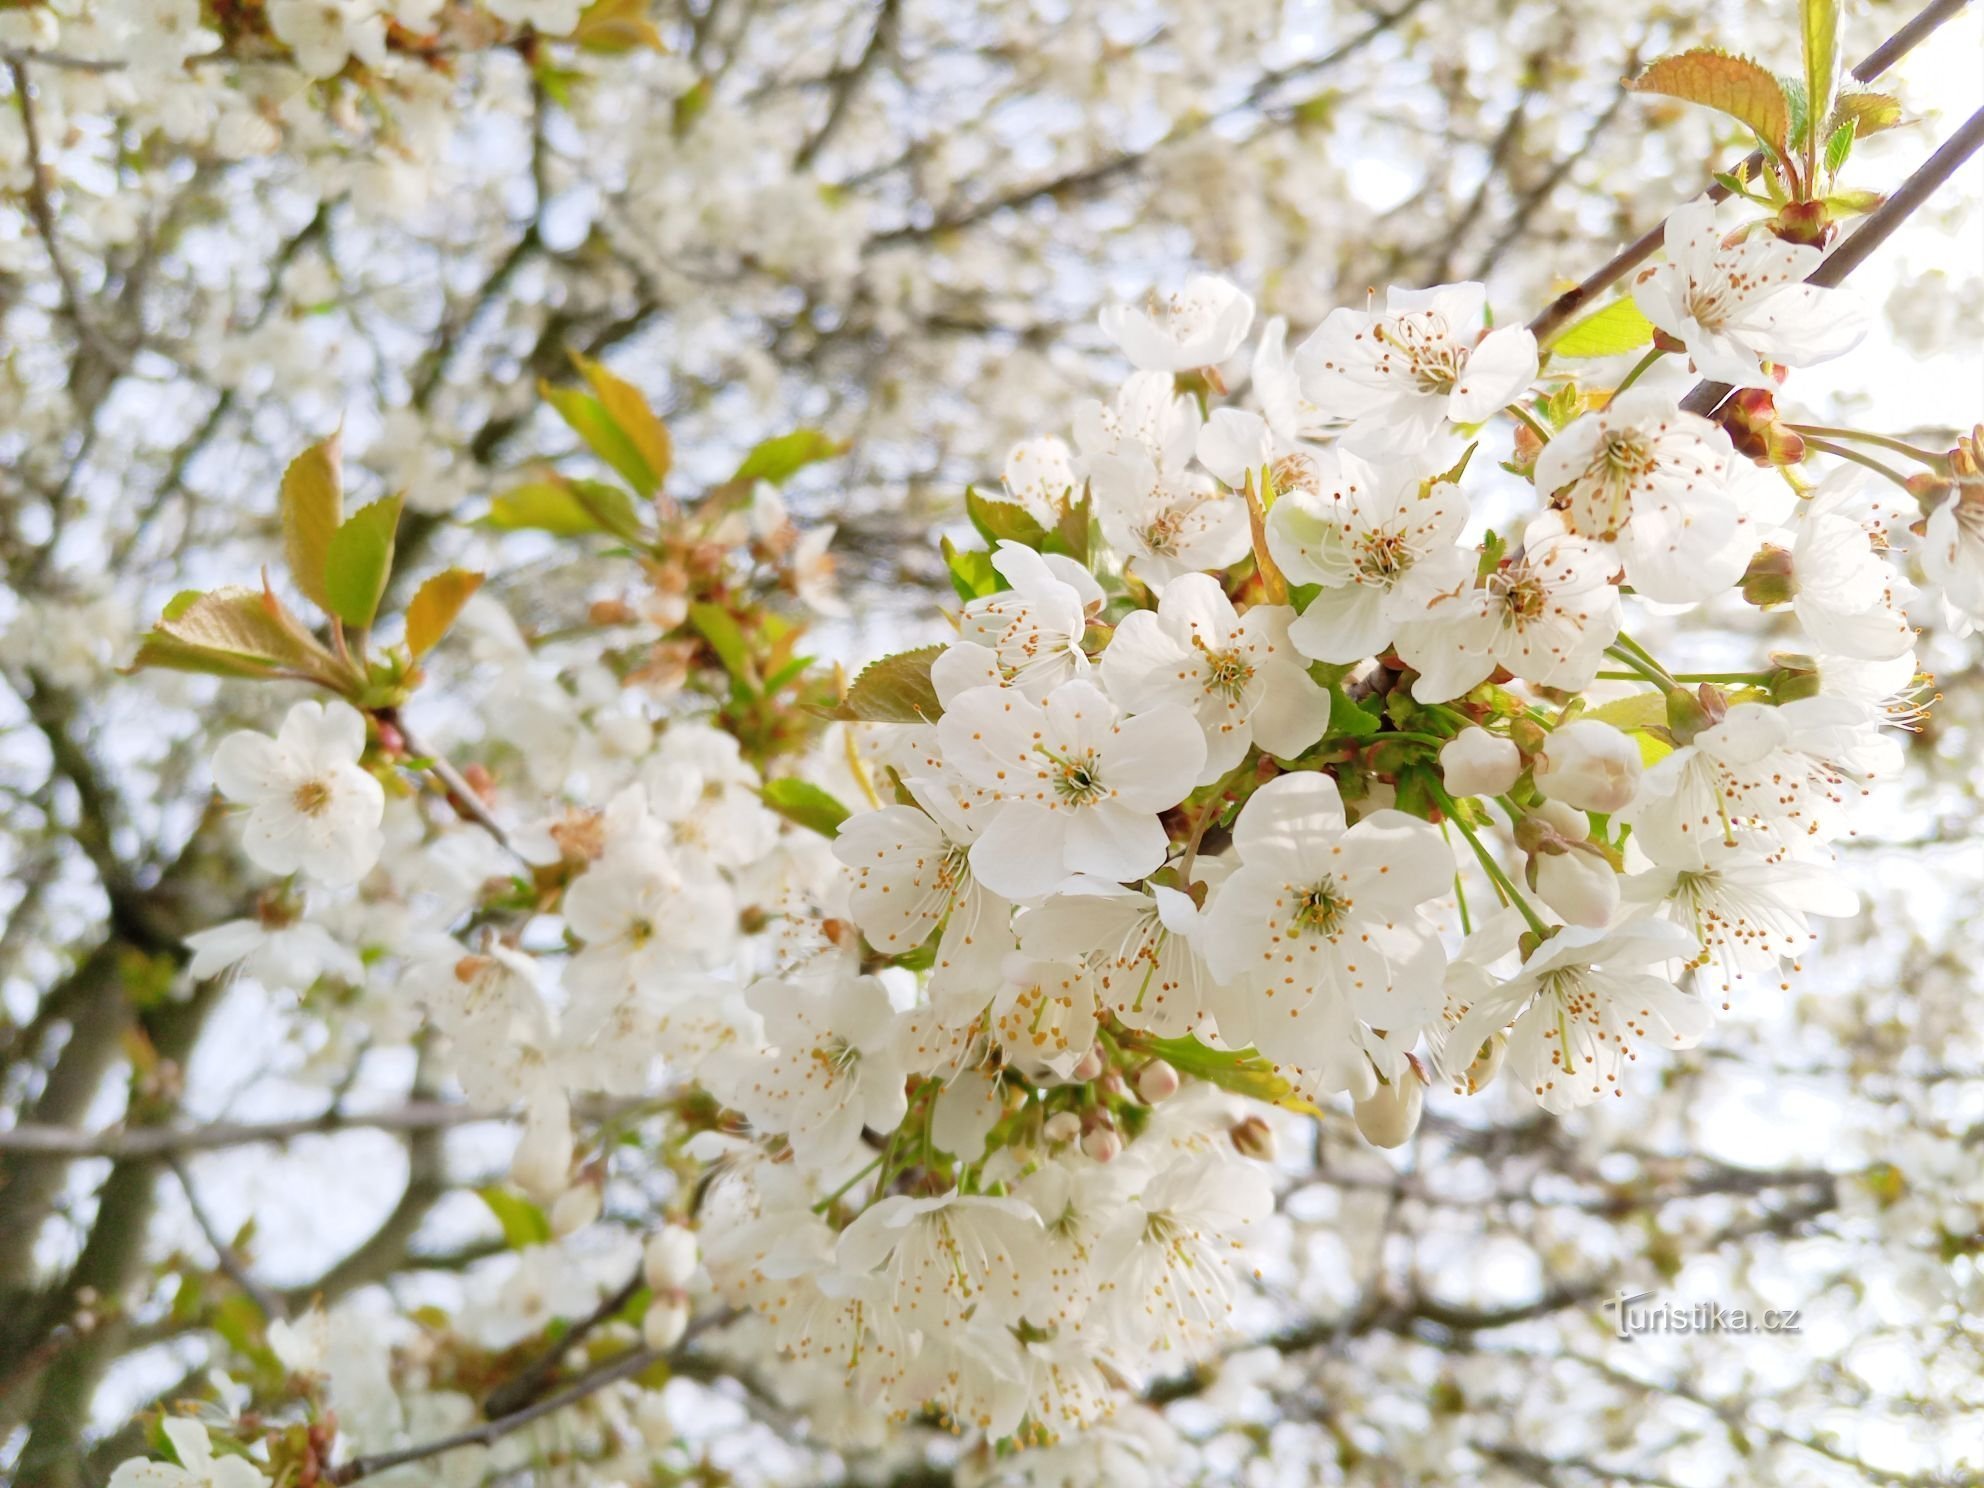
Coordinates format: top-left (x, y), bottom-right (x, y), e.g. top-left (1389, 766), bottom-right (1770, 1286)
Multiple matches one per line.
top-left (128, 178), bottom-right (1972, 1480)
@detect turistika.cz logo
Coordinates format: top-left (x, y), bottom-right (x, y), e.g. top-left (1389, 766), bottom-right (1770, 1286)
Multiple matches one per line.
top-left (1601, 1290), bottom-right (1805, 1342)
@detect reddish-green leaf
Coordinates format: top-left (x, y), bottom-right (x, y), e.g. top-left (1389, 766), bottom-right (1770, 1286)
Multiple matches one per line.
top-left (1629, 49), bottom-right (1791, 159)
top-left (405, 569), bottom-right (484, 658)
top-left (279, 435), bottom-right (344, 616)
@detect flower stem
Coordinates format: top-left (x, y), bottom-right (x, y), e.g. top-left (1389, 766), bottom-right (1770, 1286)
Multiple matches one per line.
top-left (1788, 424), bottom-right (1949, 468)
top-left (1612, 347), bottom-right (1667, 395)
top-left (1434, 785), bottom-right (1550, 937)
top-left (1801, 436), bottom-right (1919, 495)
top-left (1507, 403), bottom-right (1553, 445)
top-left (1610, 633), bottom-right (1680, 688)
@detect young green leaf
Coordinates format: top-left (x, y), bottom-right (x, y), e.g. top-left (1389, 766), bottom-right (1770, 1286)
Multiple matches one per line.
top-left (323, 495), bottom-right (402, 629)
top-left (1628, 50), bottom-right (1792, 160)
top-left (689, 601), bottom-right (758, 692)
top-left (478, 1187), bottom-right (552, 1249)
top-left (964, 487), bottom-right (1049, 550)
top-left (542, 381), bottom-right (660, 497)
top-left (485, 477), bottom-right (643, 540)
top-left (941, 536), bottom-right (1003, 602)
top-left (1827, 91), bottom-right (1903, 138)
top-left (1547, 297), bottom-right (1655, 358)
top-left (404, 568), bottom-right (485, 659)
top-left (1801, 0), bottom-right (1841, 153)
top-left (279, 435), bottom-right (344, 616)
top-left (733, 429), bottom-right (846, 486)
top-left (837, 645), bottom-right (945, 723)
top-left (760, 778), bottom-right (851, 838)
top-left (1823, 117), bottom-right (1856, 177)
top-left (573, 353), bottom-right (672, 489)
top-left (572, 0), bottom-right (666, 53)
top-left (132, 585), bottom-right (341, 681)
top-left (1050, 483), bottom-right (1092, 566)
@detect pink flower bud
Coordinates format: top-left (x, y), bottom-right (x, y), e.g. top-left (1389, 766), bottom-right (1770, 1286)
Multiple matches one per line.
top-left (551, 1181), bottom-right (602, 1237)
top-left (1069, 1046), bottom-right (1105, 1083)
top-left (1081, 1124), bottom-right (1123, 1163)
top-left (1229, 1114), bottom-right (1276, 1162)
top-left (1533, 719), bottom-right (1641, 812)
top-left (1134, 1059), bottom-right (1180, 1104)
top-left (1439, 727), bottom-right (1523, 797)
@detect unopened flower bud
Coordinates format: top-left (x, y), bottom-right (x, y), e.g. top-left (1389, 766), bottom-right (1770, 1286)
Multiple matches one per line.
top-left (1230, 1114), bottom-right (1276, 1162)
top-left (1069, 1046), bottom-right (1105, 1083)
top-left (1353, 1070), bottom-right (1425, 1149)
top-left (1532, 719), bottom-right (1641, 813)
top-left (643, 1225), bottom-right (699, 1292)
top-left (1665, 687), bottom-right (1713, 744)
top-left (511, 1099), bottom-right (574, 1203)
top-left (551, 1180), bottom-right (602, 1237)
top-left (1767, 654), bottom-right (1823, 704)
top-left (1509, 716), bottom-right (1548, 758)
top-left (1718, 388), bottom-right (1805, 467)
top-left (1081, 1124), bottom-right (1123, 1164)
top-left (1533, 847), bottom-right (1620, 928)
top-left (1463, 1032), bottom-right (1508, 1095)
top-left (642, 1294), bottom-right (689, 1352)
top-left (1740, 544), bottom-right (1798, 608)
top-left (1439, 728), bottom-right (1522, 797)
top-left (1042, 1110), bottom-right (1082, 1145)
top-left (1770, 198), bottom-right (1835, 248)
top-left (1134, 1059), bottom-right (1180, 1104)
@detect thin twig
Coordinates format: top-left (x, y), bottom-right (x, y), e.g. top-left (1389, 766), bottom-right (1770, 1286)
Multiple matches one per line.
top-left (1678, 102), bottom-right (1984, 417)
top-left (166, 1155), bottom-right (288, 1321)
top-left (6, 57), bottom-right (115, 365)
top-left (480, 1269), bottom-right (644, 1418)
top-left (1526, 0), bottom-right (1973, 344)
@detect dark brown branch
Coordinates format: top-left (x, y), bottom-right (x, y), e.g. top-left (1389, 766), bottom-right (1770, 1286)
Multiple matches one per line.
top-left (1527, 0), bottom-right (1973, 344)
top-left (1678, 102), bottom-right (1984, 416)
top-left (480, 1269), bottom-right (645, 1418)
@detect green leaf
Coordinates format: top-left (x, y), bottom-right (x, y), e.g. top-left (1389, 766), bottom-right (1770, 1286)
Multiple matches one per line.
top-left (1628, 49), bottom-right (1792, 159)
top-left (1824, 117), bottom-right (1856, 177)
top-left (478, 1187), bottom-right (552, 1250)
top-left (965, 487), bottom-right (1049, 549)
top-left (279, 435), bottom-right (344, 616)
top-left (760, 779), bottom-right (851, 838)
top-left (572, 0), bottom-right (666, 52)
top-left (485, 477), bottom-right (642, 540)
top-left (1584, 691), bottom-right (1668, 731)
top-left (941, 537), bottom-right (1003, 603)
top-left (733, 429), bottom-right (845, 486)
top-left (1325, 686), bottom-right (1382, 740)
top-left (1828, 91), bottom-right (1903, 138)
top-left (542, 381), bottom-right (659, 497)
top-left (133, 585), bottom-right (340, 680)
top-left (689, 602), bottom-right (757, 691)
top-left (1801, 0), bottom-right (1841, 151)
top-left (1050, 483), bottom-right (1092, 566)
top-left (573, 353), bottom-right (672, 489)
top-left (323, 496), bottom-right (402, 629)
top-left (1548, 297), bottom-right (1656, 358)
top-left (405, 569), bottom-right (484, 659)
top-left (838, 645), bottom-right (945, 723)
top-left (1823, 188), bottom-right (1884, 216)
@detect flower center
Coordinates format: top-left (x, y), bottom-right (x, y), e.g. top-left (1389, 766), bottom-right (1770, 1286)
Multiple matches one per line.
top-left (1685, 280), bottom-right (1734, 331)
top-left (1490, 568), bottom-right (1550, 624)
top-left (1378, 313), bottom-right (1466, 393)
top-left (1139, 508), bottom-right (1185, 556)
top-left (1356, 530), bottom-right (1411, 585)
top-left (1042, 747), bottom-right (1108, 807)
top-left (1199, 645), bottom-right (1255, 700)
top-left (291, 778), bottom-right (334, 817)
top-left (1291, 877), bottom-right (1351, 936)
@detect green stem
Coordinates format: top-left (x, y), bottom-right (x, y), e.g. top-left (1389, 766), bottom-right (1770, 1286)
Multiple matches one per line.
top-left (1611, 633), bottom-right (1680, 688)
top-left (1443, 824), bottom-right (1473, 937)
top-left (1603, 646), bottom-right (1669, 690)
top-left (1612, 347), bottom-right (1666, 395)
top-left (1802, 436), bottom-right (1918, 495)
top-left (1507, 403), bottom-right (1553, 445)
top-left (1789, 424), bottom-right (1948, 467)
top-left (811, 1155), bottom-right (882, 1214)
top-left (1597, 669), bottom-right (1767, 684)
top-left (1435, 786), bottom-right (1550, 937)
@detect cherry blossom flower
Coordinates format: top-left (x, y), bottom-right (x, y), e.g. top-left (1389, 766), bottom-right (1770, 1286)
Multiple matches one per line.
top-left (833, 781), bottom-right (1014, 1011)
top-left (1072, 370), bottom-right (1201, 475)
top-left (1632, 201), bottom-right (1870, 388)
top-left (957, 542), bottom-right (1103, 699)
top-left (1088, 452), bottom-right (1250, 591)
top-left (1002, 436), bottom-right (1080, 524)
top-left (1442, 916), bottom-right (1711, 1112)
top-left (265, 0), bottom-right (387, 79)
top-left (184, 914), bottom-right (362, 988)
top-left (1018, 877), bottom-right (1223, 1038)
top-left (1090, 1152), bottom-right (1273, 1359)
top-left (1267, 450), bottom-right (1475, 664)
top-left (836, 1190), bottom-right (1044, 1334)
top-left (1295, 281), bottom-right (1538, 453)
top-left (1919, 483), bottom-right (1984, 624)
top-left (211, 700), bottom-right (385, 887)
top-left (1532, 718), bottom-right (1643, 812)
top-left (1099, 276), bottom-right (1254, 372)
top-left (707, 972), bottom-right (910, 1172)
top-left (109, 1419), bottom-right (269, 1488)
top-left (989, 953), bottom-right (1103, 1077)
top-left (1532, 388), bottom-right (1753, 603)
top-left (1786, 476), bottom-right (1916, 660)
top-left (1394, 517), bottom-right (1622, 703)
top-left (937, 680), bottom-right (1204, 900)
top-left (1200, 773), bottom-right (1450, 1096)
top-left (1439, 728), bottom-right (1522, 797)
top-left (1097, 572), bottom-right (1328, 782)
